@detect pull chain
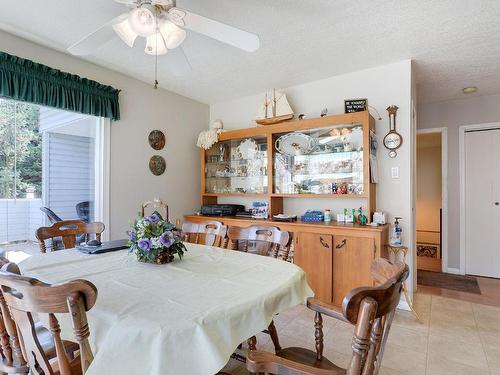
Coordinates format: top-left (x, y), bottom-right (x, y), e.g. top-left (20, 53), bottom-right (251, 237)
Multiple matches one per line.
top-left (154, 13), bottom-right (159, 89)
top-left (154, 49), bottom-right (158, 89)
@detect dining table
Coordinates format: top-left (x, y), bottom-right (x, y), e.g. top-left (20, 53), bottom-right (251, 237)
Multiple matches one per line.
top-left (18, 242), bottom-right (313, 375)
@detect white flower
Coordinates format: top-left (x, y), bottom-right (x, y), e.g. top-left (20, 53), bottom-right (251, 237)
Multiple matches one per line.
top-left (152, 237), bottom-right (161, 249)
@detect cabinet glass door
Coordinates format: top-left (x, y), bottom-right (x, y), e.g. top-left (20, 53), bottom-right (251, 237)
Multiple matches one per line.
top-left (274, 123), bottom-right (364, 195)
top-left (204, 136), bottom-right (268, 194)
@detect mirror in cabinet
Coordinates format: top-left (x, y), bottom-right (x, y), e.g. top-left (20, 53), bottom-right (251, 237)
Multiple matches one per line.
top-left (273, 123), bottom-right (365, 195)
top-left (204, 136), bottom-right (268, 194)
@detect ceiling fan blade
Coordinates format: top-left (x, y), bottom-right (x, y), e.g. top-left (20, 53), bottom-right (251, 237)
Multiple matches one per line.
top-left (180, 9), bottom-right (260, 52)
top-left (166, 46), bottom-right (192, 76)
top-left (67, 13), bottom-right (129, 56)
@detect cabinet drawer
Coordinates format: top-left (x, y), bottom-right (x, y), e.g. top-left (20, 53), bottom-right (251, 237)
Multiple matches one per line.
top-left (332, 235), bottom-right (375, 306)
top-left (294, 232), bottom-right (332, 303)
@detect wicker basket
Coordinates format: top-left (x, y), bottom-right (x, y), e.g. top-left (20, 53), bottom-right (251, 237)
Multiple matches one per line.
top-left (137, 251), bottom-right (175, 265)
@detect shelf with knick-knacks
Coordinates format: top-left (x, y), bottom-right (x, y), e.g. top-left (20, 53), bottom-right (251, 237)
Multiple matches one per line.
top-left (203, 135), bottom-right (268, 195)
top-left (200, 111), bottom-right (376, 218)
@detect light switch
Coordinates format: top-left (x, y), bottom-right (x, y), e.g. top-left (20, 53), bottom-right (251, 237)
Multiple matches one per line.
top-left (391, 167), bottom-right (399, 179)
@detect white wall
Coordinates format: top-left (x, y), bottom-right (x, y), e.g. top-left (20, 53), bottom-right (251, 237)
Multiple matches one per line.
top-left (418, 93), bottom-right (500, 270)
top-left (1, 30), bottom-right (209, 239)
top-left (211, 60), bottom-right (415, 296)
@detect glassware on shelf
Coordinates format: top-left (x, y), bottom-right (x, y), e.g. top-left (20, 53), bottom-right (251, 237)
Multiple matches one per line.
top-left (274, 123), bottom-right (364, 195)
top-left (204, 136), bottom-right (268, 194)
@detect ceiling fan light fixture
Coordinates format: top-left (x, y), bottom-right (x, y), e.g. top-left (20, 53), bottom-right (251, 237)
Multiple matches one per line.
top-left (159, 20), bottom-right (186, 49)
top-left (129, 4), bottom-right (157, 37)
top-left (145, 32), bottom-right (168, 55)
top-left (112, 18), bottom-right (138, 48)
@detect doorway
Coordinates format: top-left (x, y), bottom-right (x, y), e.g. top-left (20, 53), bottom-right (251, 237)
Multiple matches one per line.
top-left (463, 126), bottom-right (500, 278)
top-left (416, 130), bottom-right (446, 273)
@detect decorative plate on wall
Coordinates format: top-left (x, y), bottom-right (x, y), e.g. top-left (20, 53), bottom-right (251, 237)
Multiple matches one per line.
top-left (149, 155), bottom-right (166, 176)
top-left (148, 130), bottom-right (166, 150)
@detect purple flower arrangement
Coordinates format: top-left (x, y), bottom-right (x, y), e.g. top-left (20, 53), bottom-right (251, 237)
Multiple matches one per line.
top-left (127, 213), bottom-right (186, 264)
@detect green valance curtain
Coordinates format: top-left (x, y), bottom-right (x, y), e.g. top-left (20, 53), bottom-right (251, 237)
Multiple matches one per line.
top-left (0, 51), bottom-right (120, 121)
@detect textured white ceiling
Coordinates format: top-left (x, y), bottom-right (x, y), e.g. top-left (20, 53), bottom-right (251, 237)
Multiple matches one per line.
top-left (1, 0), bottom-right (500, 104)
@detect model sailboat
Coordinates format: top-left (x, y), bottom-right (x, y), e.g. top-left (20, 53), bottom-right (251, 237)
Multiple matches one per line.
top-left (255, 89), bottom-right (294, 125)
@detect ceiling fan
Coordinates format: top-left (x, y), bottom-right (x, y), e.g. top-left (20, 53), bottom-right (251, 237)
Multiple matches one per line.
top-left (67, 0), bottom-right (260, 80)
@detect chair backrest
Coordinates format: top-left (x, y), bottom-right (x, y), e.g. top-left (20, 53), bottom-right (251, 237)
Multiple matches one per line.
top-left (75, 201), bottom-right (91, 223)
top-left (0, 258), bottom-right (27, 372)
top-left (0, 268), bottom-right (98, 375)
top-left (341, 258), bottom-right (408, 375)
top-left (40, 207), bottom-right (62, 224)
top-left (227, 225), bottom-right (291, 259)
top-left (36, 220), bottom-right (105, 253)
top-left (181, 220), bottom-right (228, 247)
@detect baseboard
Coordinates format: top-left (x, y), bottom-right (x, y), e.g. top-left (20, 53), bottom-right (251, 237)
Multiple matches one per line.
top-left (446, 267), bottom-right (461, 275)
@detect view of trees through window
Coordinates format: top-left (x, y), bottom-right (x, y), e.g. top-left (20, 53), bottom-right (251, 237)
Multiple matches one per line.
top-left (0, 99), bottom-right (42, 199)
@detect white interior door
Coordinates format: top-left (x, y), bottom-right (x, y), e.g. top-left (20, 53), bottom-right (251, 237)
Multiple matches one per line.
top-left (465, 128), bottom-right (500, 278)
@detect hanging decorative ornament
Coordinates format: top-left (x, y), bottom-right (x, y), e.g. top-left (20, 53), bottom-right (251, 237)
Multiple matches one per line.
top-left (196, 119), bottom-right (224, 149)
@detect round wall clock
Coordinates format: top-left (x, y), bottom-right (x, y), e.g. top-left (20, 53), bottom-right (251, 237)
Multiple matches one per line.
top-left (383, 105), bottom-right (402, 158)
top-left (149, 155), bottom-right (166, 176)
top-left (148, 130), bottom-right (166, 150)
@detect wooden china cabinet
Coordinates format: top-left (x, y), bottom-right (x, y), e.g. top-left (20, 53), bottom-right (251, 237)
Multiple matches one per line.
top-left (187, 111), bottom-right (389, 307)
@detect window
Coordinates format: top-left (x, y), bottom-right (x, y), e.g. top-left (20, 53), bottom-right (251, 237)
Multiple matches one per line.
top-left (0, 99), bottom-right (42, 200)
top-left (0, 97), bottom-right (109, 252)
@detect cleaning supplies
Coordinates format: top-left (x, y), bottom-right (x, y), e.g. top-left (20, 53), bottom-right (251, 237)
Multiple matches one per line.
top-left (390, 217), bottom-right (403, 246)
top-left (324, 209), bottom-right (331, 222)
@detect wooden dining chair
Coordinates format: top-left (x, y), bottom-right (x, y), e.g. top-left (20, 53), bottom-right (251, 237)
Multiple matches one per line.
top-left (227, 225), bottom-right (292, 261)
top-left (246, 258), bottom-right (409, 375)
top-left (0, 268), bottom-right (98, 375)
top-left (227, 225), bottom-right (292, 356)
top-left (0, 258), bottom-right (80, 374)
top-left (36, 220), bottom-right (105, 253)
top-left (181, 220), bottom-right (228, 247)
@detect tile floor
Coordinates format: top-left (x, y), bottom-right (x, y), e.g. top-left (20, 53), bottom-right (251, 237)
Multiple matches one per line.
top-left (222, 293), bottom-right (500, 374)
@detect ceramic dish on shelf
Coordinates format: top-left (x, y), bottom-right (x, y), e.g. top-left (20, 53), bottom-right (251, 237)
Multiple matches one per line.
top-left (275, 132), bottom-right (316, 156)
top-left (237, 138), bottom-right (259, 159)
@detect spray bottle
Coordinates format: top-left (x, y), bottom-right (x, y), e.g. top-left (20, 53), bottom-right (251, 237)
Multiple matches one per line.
top-left (390, 217), bottom-right (402, 246)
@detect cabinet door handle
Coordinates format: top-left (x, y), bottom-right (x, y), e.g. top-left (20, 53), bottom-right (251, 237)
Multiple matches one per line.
top-left (336, 239), bottom-right (347, 249)
top-left (319, 237), bottom-right (330, 248)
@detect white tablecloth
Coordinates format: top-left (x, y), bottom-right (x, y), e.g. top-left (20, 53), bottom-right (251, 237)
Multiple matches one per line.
top-left (19, 243), bottom-right (312, 375)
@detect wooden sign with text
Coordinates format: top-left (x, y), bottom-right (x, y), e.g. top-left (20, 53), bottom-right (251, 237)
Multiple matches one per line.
top-left (344, 98), bottom-right (368, 113)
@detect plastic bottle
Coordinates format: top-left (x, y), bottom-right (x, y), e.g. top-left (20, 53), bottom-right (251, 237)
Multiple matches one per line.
top-left (324, 209), bottom-right (331, 222)
top-left (390, 217), bottom-right (403, 246)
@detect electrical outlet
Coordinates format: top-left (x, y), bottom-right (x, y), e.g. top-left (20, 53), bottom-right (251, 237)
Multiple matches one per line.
top-left (391, 167), bottom-right (399, 179)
